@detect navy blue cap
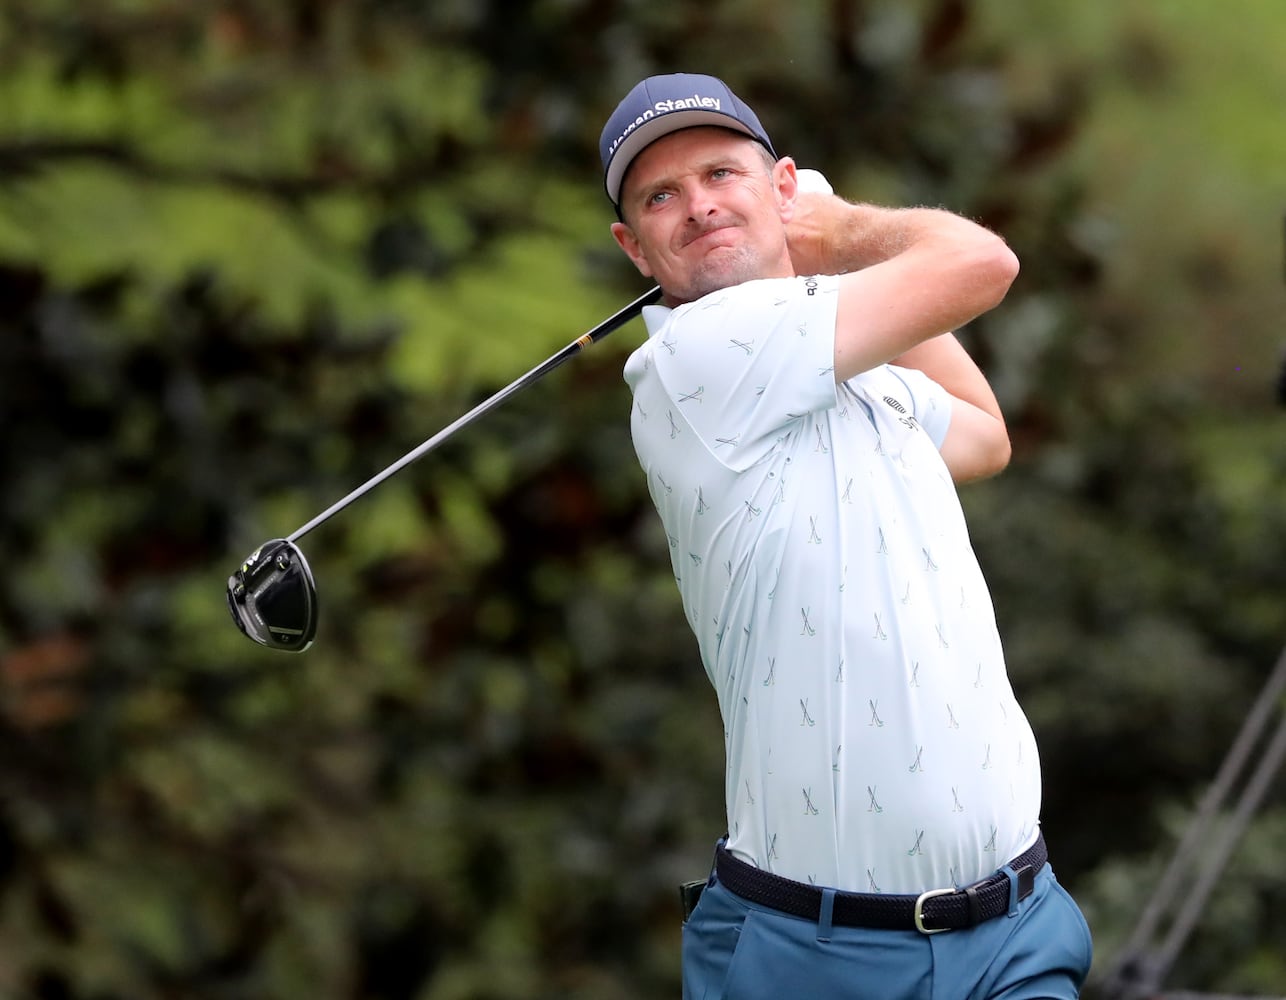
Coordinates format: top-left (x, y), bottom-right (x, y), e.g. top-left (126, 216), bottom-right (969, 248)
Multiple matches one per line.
top-left (600, 73), bottom-right (776, 207)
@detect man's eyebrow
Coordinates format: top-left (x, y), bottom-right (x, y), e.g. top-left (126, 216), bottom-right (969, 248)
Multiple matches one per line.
top-left (694, 152), bottom-right (748, 172)
top-left (626, 150), bottom-right (755, 207)
top-left (649, 154), bottom-right (746, 189)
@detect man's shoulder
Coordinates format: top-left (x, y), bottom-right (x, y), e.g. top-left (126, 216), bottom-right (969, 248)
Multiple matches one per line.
top-left (667, 275), bottom-right (833, 330)
top-left (693, 275), bottom-right (820, 308)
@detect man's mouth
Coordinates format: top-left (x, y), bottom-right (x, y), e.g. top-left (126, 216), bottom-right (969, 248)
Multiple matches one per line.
top-left (684, 224), bottom-right (737, 249)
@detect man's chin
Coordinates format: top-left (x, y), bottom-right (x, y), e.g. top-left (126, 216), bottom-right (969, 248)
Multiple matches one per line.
top-left (686, 253), bottom-right (761, 299)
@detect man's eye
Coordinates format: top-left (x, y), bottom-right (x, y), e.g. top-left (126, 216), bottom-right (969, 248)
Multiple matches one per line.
top-left (711, 168), bottom-right (732, 180)
top-left (648, 191), bottom-right (671, 206)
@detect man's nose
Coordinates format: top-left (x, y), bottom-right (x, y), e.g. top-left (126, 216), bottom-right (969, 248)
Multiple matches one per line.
top-left (683, 183), bottom-right (720, 219)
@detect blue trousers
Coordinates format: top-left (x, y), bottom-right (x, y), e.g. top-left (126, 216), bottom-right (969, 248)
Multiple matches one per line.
top-left (682, 866), bottom-right (1092, 1000)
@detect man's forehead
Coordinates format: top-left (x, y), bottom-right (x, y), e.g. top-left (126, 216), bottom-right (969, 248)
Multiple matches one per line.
top-left (623, 127), bottom-right (766, 192)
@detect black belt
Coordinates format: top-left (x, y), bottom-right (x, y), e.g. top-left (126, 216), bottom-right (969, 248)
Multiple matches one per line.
top-left (715, 833), bottom-right (1046, 934)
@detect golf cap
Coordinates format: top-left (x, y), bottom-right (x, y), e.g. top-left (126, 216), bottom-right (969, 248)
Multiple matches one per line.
top-left (600, 73), bottom-right (777, 208)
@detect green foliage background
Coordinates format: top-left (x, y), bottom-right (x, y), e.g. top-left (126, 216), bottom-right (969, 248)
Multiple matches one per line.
top-left (1, 1), bottom-right (1284, 998)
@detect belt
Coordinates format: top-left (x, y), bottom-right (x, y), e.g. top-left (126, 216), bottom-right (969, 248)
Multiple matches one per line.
top-left (714, 833), bottom-right (1046, 934)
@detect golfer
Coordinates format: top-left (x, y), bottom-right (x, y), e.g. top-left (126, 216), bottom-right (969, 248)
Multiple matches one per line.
top-left (600, 73), bottom-right (1092, 999)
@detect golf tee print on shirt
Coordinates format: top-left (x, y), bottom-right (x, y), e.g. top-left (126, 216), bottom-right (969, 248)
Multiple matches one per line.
top-left (623, 275), bottom-right (1041, 894)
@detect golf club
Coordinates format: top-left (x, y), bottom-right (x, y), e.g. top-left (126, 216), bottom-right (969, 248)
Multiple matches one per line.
top-left (226, 284), bottom-right (663, 652)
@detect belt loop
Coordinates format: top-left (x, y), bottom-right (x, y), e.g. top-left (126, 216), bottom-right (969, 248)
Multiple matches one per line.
top-left (1004, 866), bottom-right (1020, 918)
top-left (817, 888), bottom-right (836, 943)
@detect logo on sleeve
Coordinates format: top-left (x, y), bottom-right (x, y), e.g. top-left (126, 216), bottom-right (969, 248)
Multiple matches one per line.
top-left (882, 395), bottom-right (919, 431)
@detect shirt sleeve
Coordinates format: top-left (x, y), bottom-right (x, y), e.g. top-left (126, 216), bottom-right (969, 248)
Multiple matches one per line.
top-left (884, 364), bottom-right (953, 450)
top-left (650, 275), bottom-right (840, 471)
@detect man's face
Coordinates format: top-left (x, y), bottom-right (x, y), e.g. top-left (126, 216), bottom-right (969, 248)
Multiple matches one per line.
top-left (611, 127), bottom-right (798, 305)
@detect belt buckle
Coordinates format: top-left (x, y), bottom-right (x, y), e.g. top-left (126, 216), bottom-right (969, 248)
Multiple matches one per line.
top-left (913, 887), bottom-right (956, 935)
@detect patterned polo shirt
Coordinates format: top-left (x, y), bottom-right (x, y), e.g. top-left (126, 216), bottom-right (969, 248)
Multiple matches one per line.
top-left (623, 273), bottom-right (1041, 893)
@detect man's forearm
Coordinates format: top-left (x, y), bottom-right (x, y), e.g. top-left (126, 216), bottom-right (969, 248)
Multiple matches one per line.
top-left (788, 191), bottom-right (1007, 418)
top-left (787, 193), bottom-right (946, 276)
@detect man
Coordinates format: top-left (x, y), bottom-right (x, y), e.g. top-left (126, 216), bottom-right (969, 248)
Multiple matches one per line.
top-left (599, 73), bottom-right (1093, 999)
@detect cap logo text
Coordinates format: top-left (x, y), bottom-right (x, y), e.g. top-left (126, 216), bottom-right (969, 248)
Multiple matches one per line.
top-left (609, 95), bottom-right (724, 156)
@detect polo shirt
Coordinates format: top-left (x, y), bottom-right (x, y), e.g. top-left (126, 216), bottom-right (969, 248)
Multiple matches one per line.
top-left (623, 274), bottom-right (1041, 893)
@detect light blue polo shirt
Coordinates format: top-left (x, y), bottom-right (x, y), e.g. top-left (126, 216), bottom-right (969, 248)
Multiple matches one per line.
top-left (623, 273), bottom-right (1041, 893)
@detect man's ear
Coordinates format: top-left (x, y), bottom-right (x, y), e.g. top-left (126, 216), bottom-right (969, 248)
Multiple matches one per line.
top-left (773, 156), bottom-right (800, 222)
top-left (610, 221), bottom-right (654, 278)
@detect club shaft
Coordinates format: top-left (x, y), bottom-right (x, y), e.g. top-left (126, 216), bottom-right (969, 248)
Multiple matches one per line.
top-left (287, 285), bottom-right (662, 543)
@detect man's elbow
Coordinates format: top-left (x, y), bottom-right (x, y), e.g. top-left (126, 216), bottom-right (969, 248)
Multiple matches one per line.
top-left (978, 239), bottom-right (1020, 309)
top-left (982, 431), bottom-right (1012, 477)
top-left (950, 424), bottom-right (1012, 484)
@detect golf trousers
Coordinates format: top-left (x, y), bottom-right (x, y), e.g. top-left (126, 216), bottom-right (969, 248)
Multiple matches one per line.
top-left (681, 862), bottom-right (1092, 1000)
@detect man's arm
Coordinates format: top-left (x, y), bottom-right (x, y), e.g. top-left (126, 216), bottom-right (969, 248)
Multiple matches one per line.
top-left (786, 190), bottom-right (1014, 481)
top-left (893, 334), bottom-right (1010, 481)
top-left (786, 191), bottom-right (1017, 379)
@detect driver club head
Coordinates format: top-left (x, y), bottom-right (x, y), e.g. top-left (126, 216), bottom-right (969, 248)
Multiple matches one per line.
top-left (226, 539), bottom-right (318, 652)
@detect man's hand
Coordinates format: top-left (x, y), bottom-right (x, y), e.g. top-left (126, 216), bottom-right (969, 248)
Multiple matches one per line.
top-left (785, 169), bottom-right (849, 277)
top-left (787, 191), bottom-right (847, 277)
